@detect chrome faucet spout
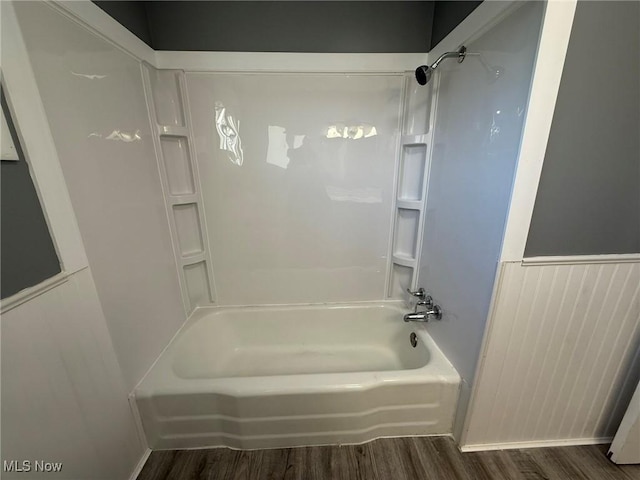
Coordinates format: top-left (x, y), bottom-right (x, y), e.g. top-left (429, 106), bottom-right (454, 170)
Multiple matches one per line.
top-left (404, 304), bottom-right (443, 322)
top-left (404, 312), bottom-right (428, 322)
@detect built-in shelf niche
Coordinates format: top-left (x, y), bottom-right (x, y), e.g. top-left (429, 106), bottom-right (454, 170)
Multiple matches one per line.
top-left (143, 64), bottom-right (216, 314)
top-left (173, 203), bottom-right (204, 256)
top-left (393, 208), bottom-right (419, 259)
top-left (147, 69), bottom-right (185, 127)
top-left (389, 263), bottom-right (413, 298)
top-left (399, 142), bottom-right (427, 201)
top-left (402, 76), bottom-right (432, 135)
top-left (160, 135), bottom-right (195, 196)
top-left (183, 261), bottom-right (212, 310)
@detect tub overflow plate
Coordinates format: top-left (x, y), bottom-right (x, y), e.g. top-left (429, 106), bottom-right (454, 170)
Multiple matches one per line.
top-left (410, 332), bottom-right (418, 348)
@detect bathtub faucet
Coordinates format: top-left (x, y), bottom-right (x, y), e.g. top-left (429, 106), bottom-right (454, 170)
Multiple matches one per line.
top-left (403, 290), bottom-right (443, 322)
top-left (403, 307), bottom-right (442, 322)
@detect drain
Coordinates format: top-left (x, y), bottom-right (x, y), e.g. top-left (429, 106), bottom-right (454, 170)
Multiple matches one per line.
top-left (410, 332), bottom-right (418, 348)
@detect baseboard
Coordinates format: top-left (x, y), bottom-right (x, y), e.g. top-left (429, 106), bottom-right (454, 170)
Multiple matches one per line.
top-left (128, 448), bottom-right (152, 480)
top-left (460, 436), bottom-right (613, 452)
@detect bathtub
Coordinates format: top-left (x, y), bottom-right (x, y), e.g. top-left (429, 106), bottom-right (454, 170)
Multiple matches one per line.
top-left (134, 302), bottom-right (460, 450)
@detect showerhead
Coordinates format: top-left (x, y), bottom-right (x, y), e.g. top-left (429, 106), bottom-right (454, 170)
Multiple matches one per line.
top-left (415, 65), bottom-right (433, 86)
top-left (414, 46), bottom-right (467, 85)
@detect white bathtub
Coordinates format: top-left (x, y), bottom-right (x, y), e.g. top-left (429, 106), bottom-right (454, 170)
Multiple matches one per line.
top-left (134, 302), bottom-right (460, 450)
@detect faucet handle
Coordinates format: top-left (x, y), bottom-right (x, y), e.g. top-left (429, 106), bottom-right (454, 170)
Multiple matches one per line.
top-left (406, 287), bottom-right (427, 299)
top-left (416, 295), bottom-right (434, 309)
top-left (427, 304), bottom-right (443, 321)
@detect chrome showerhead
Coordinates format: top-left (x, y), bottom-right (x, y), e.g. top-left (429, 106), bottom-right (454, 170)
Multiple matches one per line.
top-left (415, 65), bottom-right (433, 86)
top-left (415, 46), bottom-right (467, 85)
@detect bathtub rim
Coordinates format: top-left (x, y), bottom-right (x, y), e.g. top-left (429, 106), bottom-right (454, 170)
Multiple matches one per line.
top-left (135, 300), bottom-right (460, 398)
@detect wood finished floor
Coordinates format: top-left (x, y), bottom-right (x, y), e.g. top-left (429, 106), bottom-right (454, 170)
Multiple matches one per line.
top-left (137, 437), bottom-right (640, 480)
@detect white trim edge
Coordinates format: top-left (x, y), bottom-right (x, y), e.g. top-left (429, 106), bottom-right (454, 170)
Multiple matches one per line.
top-left (50, 0), bottom-right (156, 65)
top-left (460, 436), bottom-right (613, 453)
top-left (128, 448), bottom-right (152, 480)
top-left (3, 1), bottom-right (89, 274)
top-left (128, 392), bottom-right (150, 452)
top-left (500, 0), bottom-right (578, 262)
top-left (429, 1), bottom-right (516, 59)
top-left (458, 262), bottom-right (508, 445)
top-left (0, 271), bottom-right (70, 314)
top-left (45, 1), bottom-right (430, 74)
top-left (156, 52), bottom-right (428, 73)
top-left (522, 253), bottom-right (640, 266)
top-left (127, 393), bottom-right (151, 479)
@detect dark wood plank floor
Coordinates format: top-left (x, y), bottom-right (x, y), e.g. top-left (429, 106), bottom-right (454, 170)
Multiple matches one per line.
top-left (137, 437), bottom-right (640, 480)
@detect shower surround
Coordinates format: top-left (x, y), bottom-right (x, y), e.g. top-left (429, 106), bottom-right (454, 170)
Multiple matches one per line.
top-left (132, 59), bottom-right (462, 449)
top-left (133, 1), bottom-right (545, 451)
top-left (144, 67), bottom-right (414, 311)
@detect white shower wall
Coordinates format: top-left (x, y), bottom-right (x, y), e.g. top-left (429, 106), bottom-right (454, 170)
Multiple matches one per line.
top-left (416, 1), bottom-right (544, 436)
top-left (186, 73), bottom-right (404, 305)
top-left (13, 1), bottom-right (186, 391)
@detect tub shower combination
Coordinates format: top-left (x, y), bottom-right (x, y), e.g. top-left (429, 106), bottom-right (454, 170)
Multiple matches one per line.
top-left (132, 45), bottom-right (477, 451)
top-left (135, 302), bottom-right (459, 449)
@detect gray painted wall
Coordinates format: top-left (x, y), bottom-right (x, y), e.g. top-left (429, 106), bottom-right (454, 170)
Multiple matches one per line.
top-left (430, 1), bottom-right (482, 49)
top-left (144, 1), bottom-right (434, 52)
top-left (93, 1), bottom-right (151, 45)
top-left (1, 90), bottom-right (61, 298)
top-left (93, 1), bottom-right (482, 53)
top-left (525, 1), bottom-right (640, 256)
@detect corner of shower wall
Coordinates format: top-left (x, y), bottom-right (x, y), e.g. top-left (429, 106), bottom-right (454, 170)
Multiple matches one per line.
top-left (387, 73), bottom-right (434, 299)
top-left (141, 63), bottom-right (217, 314)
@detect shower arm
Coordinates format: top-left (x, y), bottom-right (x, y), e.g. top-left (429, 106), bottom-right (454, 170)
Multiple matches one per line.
top-left (430, 46), bottom-right (467, 69)
top-left (415, 46), bottom-right (467, 86)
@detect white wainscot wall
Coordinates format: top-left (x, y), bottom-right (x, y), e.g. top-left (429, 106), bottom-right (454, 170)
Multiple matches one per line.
top-left (463, 260), bottom-right (640, 449)
top-left (13, 1), bottom-right (186, 391)
top-left (1, 269), bottom-right (144, 479)
top-left (186, 73), bottom-right (404, 305)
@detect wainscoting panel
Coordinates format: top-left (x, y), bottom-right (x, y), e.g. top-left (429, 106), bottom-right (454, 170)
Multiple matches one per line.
top-left (463, 260), bottom-right (640, 449)
top-left (1, 268), bottom-right (144, 479)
